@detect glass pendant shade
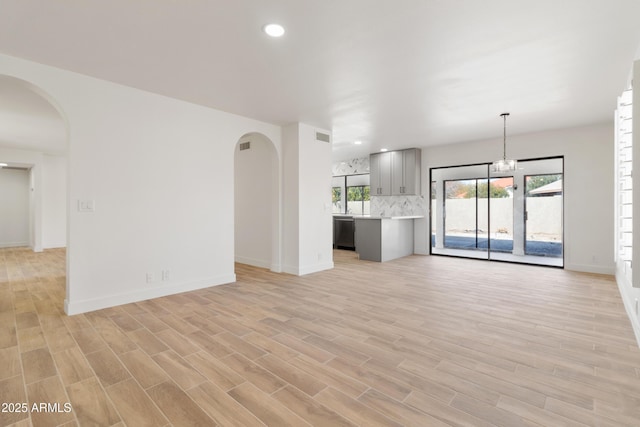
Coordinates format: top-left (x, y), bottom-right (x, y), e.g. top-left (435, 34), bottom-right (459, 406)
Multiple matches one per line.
top-left (491, 158), bottom-right (517, 172)
top-left (492, 113), bottom-right (516, 173)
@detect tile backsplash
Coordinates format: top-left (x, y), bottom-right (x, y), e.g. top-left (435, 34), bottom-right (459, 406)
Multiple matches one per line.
top-left (370, 195), bottom-right (427, 217)
top-left (332, 157), bottom-right (369, 176)
top-left (333, 156), bottom-right (427, 218)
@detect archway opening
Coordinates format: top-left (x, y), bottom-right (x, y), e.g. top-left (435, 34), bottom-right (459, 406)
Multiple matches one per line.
top-left (233, 132), bottom-right (280, 273)
top-left (0, 74), bottom-right (69, 302)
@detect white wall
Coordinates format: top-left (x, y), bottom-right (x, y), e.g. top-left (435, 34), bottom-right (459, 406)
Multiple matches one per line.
top-left (0, 168), bottom-right (29, 247)
top-left (298, 124), bottom-right (333, 273)
top-left (42, 154), bottom-right (67, 248)
top-left (282, 124), bottom-right (300, 273)
top-left (421, 123), bottom-right (614, 274)
top-left (0, 53), bottom-right (283, 314)
top-left (234, 133), bottom-right (277, 269)
top-left (283, 123), bottom-right (333, 275)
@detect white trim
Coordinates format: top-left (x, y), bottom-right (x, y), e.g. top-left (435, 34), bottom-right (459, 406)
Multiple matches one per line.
top-left (64, 274), bottom-right (236, 315)
top-left (282, 264), bottom-right (300, 275)
top-left (616, 270), bottom-right (640, 347)
top-left (298, 262), bottom-right (334, 276)
top-left (270, 263), bottom-right (282, 273)
top-left (564, 263), bottom-right (615, 275)
top-left (0, 241), bottom-right (29, 248)
top-left (282, 262), bottom-right (334, 276)
top-left (234, 256), bottom-right (270, 270)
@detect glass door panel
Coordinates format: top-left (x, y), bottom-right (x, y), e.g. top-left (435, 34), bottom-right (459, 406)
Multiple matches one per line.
top-left (444, 179), bottom-right (488, 256)
top-left (431, 181), bottom-right (436, 248)
top-left (489, 177), bottom-right (514, 254)
top-left (476, 179), bottom-right (490, 250)
top-left (525, 174), bottom-right (563, 258)
top-left (431, 157), bottom-right (563, 267)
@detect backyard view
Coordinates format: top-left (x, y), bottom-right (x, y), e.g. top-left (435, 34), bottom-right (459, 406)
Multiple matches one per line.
top-left (432, 173), bottom-right (563, 258)
top-left (332, 184), bottom-right (370, 215)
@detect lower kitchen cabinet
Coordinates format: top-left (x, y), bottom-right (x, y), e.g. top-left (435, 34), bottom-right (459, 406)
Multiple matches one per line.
top-left (354, 217), bottom-right (416, 262)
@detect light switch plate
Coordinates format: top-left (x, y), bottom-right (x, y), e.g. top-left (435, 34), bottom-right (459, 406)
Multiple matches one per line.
top-left (78, 199), bottom-right (95, 212)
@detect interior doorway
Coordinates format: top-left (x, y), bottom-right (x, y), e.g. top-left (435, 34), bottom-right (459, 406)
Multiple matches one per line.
top-left (233, 132), bottom-right (281, 272)
top-left (0, 75), bottom-right (69, 305)
top-left (0, 76), bottom-right (68, 254)
top-left (0, 167), bottom-right (30, 248)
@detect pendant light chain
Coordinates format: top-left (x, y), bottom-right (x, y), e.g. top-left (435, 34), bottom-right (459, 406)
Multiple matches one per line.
top-left (502, 112), bottom-right (509, 161)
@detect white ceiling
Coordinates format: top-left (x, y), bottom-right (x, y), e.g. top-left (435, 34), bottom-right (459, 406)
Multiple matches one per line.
top-left (0, 0), bottom-right (639, 160)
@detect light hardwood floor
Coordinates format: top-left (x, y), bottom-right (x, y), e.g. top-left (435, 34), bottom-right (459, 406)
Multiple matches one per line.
top-left (1, 247), bottom-right (640, 426)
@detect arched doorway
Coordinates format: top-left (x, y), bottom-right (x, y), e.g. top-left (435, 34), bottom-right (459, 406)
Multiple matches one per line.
top-left (233, 132), bottom-right (281, 272)
top-left (0, 74), bottom-right (69, 293)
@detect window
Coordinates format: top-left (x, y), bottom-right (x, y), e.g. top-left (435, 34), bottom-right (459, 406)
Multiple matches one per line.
top-left (430, 157), bottom-right (563, 267)
top-left (332, 173), bottom-right (370, 215)
top-left (332, 186), bottom-right (342, 213)
top-left (346, 185), bottom-right (370, 215)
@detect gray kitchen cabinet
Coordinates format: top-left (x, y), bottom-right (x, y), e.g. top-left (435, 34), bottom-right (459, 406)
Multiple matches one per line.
top-left (370, 148), bottom-right (421, 196)
top-left (354, 217), bottom-right (416, 262)
top-left (391, 148), bottom-right (421, 195)
top-left (370, 151), bottom-right (392, 195)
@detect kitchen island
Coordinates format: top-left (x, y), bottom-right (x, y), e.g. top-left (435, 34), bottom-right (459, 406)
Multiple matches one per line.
top-left (354, 216), bottom-right (423, 262)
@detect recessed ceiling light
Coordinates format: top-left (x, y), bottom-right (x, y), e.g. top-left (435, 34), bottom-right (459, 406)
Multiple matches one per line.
top-left (263, 23), bottom-right (285, 37)
top-left (354, 140), bottom-right (362, 145)
top-left (380, 148), bottom-right (388, 152)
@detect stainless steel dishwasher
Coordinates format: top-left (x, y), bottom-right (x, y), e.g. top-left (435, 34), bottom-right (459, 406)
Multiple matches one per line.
top-left (333, 216), bottom-right (355, 250)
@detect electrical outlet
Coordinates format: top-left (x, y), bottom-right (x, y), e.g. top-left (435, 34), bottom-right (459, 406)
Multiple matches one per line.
top-left (146, 272), bottom-right (155, 283)
top-left (162, 270), bottom-right (170, 281)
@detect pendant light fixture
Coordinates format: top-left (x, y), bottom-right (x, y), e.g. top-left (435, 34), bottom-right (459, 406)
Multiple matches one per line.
top-left (491, 113), bottom-right (517, 173)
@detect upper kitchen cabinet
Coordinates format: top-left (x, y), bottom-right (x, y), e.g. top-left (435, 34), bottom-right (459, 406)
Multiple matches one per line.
top-left (370, 151), bottom-right (392, 195)
top-left (370, 148), bottom-right (421, 196)
top-left (391, 148), bottom-right (421, 195)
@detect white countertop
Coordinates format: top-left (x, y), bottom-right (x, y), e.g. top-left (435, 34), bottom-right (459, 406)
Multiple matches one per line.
top-left (350, 215), bottom-right (424, 220)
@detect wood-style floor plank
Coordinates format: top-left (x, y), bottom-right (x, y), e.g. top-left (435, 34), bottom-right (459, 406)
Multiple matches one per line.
top-left (65, 377), bottom-right (120, 426)
top-left (147, 381), bottom-right (217, 427)
top-left (228, 382), bottom-right (311, 427)
top-left (106, 379), bottom-right (169, 427)
top-left (2, 247), bottom-right (640, 426)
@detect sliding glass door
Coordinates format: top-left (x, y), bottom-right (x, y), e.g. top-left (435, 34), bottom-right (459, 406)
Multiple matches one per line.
top-left (443, 178), bottom-right (489, 253)
top-left (430, 157), bottom-right (563, 267)
top-left (488, 177), bottom-right (514, 254)
top-left (432, 164), bottom-right (489, 260)
top-left (525, 174), bottom-right (563, 259)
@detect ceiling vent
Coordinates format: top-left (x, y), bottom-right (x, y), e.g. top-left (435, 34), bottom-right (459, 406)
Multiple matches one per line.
top-left (239, 141), bottom-right (251, 151)
top-left (316, 132), bottom-right (331, 143)
top-left (0, 166), bottom-right (29, 171)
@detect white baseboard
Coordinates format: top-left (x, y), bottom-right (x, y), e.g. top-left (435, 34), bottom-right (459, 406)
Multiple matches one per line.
top-left (564, 263), bottom-right (615, 275)
top-left (615, 270), bottom-right (640, 348)
top-left (234, 256), bottom-right (270, 269)
top-left (270, 263), bottom-right (282, 273)
top-left (234, 256), bottom-right (282, 273)
top-left (64, 273), bottom-right (236, 315)
top-left (0, 241), bottom-right (29, 248)
top-left (298, 262), bottom-right (334, 276)
top-left (282, 262), bottom-right (334, 276)
top-left (282, 264), bottom-right (300, 275)
top-left (43, 242), bottom-right (67, 250)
